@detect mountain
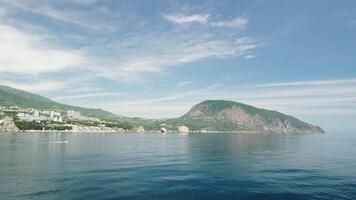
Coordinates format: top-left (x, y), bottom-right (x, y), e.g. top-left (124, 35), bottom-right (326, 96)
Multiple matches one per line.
top-left (0, 85), bottom-right (324, 133)
top-left (165, 100), bottom-right (324, 133)
top-left (0, 85), bottom-right (117, 119)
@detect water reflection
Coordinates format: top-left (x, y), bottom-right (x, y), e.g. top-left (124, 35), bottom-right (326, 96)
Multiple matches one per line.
top-left (0, 132), bottom-right (356, 200)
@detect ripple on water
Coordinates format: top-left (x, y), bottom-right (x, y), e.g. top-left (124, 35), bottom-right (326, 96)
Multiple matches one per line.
top-left (1, 132), bottom-right (356, 200)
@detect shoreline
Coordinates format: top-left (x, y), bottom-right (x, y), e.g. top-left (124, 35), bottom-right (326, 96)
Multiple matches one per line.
top-left (1, 130), bottom-right (324, 134)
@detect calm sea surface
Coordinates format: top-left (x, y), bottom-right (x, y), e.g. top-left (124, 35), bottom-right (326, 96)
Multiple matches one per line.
top-left (0, 132), bottom-right (355, 200)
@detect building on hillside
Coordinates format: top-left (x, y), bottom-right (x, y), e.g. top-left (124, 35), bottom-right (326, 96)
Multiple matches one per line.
top-left (17, 112), bottom-right (46, 123)
top-left (50, 111), bottom-right (61, 118)
top-left (67, 110), bottom-right (81, 118)
top-left (27, 108), bottom-right (40, 117)
top-left (40, 110), bottom-right (50, 115)
top-left (50, 111), bottom-right (62, 122)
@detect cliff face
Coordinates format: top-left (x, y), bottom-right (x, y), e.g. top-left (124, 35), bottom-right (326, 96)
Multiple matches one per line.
top-left (179, 100), bottom-right (324, 134)
top-left (0, 117), bottom-right (20, 132)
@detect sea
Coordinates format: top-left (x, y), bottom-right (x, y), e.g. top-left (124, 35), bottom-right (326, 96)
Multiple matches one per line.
top-left (0, 132), bottom-right (355, 200)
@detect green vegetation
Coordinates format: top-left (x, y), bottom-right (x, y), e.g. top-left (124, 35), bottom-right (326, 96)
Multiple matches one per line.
top-left (0, 85), bottom-right (118, 120)
top-left (14, 121), bottom-right (73, 131)
top-left (14, 121), bottom-right (44, 130)
top-left (162, 100), bottom-right (323, 133)
top-left (104, 122), bottom-right (134, 130)
top-left (182, 100), bottom-right (310, 129)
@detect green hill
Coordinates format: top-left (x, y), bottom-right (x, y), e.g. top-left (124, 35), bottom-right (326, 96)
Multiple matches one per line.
top-left (0, 85), bottom-right (117, 119)
top-left (165, 100), bottom-right (324, 133)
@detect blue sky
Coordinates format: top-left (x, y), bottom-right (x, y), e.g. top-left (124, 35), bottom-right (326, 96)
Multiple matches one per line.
top-left (0, 0), bottom-right (356, 131)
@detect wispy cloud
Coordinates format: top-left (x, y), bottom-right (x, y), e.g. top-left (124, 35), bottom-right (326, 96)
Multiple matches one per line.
top-left (118, 84), bottom-right (221, 105)
top-left (95, 84), bottom-right (221, 117)
top-left (0, 75), bottom-right (94, 93)
top-left (54, 92), bottom-right (125, 101)
top-left (92, 78), bottom-right (356, 118)
top-left (163, 14), bottom-right (209, 24)
top-left (244, 55), bottom-right (257, 59)
top-left (0, 22), bottom-right (85, 74)
top-left (212, 17), bottom-right (249, 29)
top-left (1, 81), bottom-right (67, 92)
top-left (1, 0), bottom-right (114, 29)
top-left (95, 36), bottom-right (260, 82)
top-left (251, 78), bottom-right (356, 88)
top-left (0, 1), bottom-right (260, 83)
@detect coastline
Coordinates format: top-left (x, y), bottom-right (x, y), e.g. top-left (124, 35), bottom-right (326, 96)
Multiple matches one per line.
top-left (1, 130), bottom-right (324, 134)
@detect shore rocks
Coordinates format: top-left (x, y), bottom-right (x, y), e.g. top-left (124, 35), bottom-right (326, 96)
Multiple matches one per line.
top-left (0, 117), bottom-right (19, 132)
top-left (178, 126), bottom-right (189, 134)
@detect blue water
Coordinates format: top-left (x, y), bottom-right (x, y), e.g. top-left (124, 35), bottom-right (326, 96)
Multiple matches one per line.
top-left (0, 132), bottom-right (355, 200)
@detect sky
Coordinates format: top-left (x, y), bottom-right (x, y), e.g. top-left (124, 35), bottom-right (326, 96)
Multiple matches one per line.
top-left (0, 0), bottom-right (356, 132)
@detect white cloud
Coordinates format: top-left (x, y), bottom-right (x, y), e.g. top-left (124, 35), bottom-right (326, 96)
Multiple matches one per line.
top-left (251, 78), bottom-right (356, 88)
top-left (94, 84), bottom-right (220, 118)
top-left (245, 96), bottom-right (356, 107)
top-left (90, 78), bottom-right (356, 118)
top-left (163, 14), bottom-right (209, 24)
top-left (0, 1), bottom-right (260, 81)
top-left (0, 23), bottom-right (85, 74)
top-left (54, 92), bottom-right (125, 100)
top-left (99, 102), bottom-right (192, 118)
top-left (244, 55), bottom-right (257, 59)
top-left (1, 0), bottom-right (113, 29)
top-left (212, 17), bottom-right (249, 29)
top-left (95, 37), bottom-right (260, 81)
top-left (65, 87), bottom-right (104, 93)
top-left (0, 75), bottom-right (94, 93)
top-left (1, 81), bottom-right (67, 92)
top-left (209, 79), bottom-right (356, 116)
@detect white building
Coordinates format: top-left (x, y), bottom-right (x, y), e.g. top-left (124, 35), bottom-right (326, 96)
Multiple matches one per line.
top-left (49, 111), bottom-right (62, 122)
top-left (17, 112), bottom-right (45, 122)
top-left (178, 125), bottom-right (189, 134)
top-left (67, 110), bottom-right (81, 118)
top-left (136, 126), bottom-right (145, 133)
top-left (27, 108), bottom-right (40, 117)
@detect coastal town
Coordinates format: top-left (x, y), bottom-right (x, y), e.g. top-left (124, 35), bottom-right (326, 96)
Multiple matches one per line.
top-left (0, 106), bottom-right (127, 132)
top-left (0, 106), bottom-right (191, 134)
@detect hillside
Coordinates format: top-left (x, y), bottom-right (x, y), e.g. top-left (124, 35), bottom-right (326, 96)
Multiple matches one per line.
top-left (0, 85), bottom-right (117, 119)
top-left (165, 100), bottom-right (324, 133)
top-left (0, 86), bottom-right (324, 133)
